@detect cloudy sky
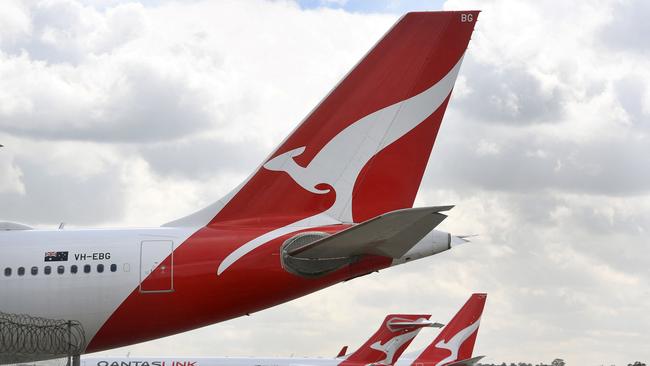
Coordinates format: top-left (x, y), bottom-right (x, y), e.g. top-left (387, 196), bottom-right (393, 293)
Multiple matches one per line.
top-left (1, 0), bottom-right (649, 364)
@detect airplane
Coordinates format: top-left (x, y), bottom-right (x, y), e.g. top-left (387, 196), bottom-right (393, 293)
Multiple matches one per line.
top-left (80, 294), bottom-right (487, 366)
top-left (81, 314), bottom-right (440, 366)
top-left (397, 293), bottom-right (487, 366)
top-left (0, 10), bottom-right (480, 364)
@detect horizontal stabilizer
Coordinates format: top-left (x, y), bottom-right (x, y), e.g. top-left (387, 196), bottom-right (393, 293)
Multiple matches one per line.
top-left (390, 320), bottom-right (444, 328)
top-left (288, 206), bottom-right (452, 259)
top-left (341, 314), bottom-right (432, 366)
top-left (444, 356), bottom-right (485, 366)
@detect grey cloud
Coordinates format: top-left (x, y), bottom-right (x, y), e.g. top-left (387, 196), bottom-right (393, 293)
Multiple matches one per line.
top-left (562, 203), bottom-right (650, 239)
top-left (1, 1), bottom-right (146, 65)
top-left (385, 238), bottom-right (648, 363)
top-left (426, 117), bottom-right (650, 197)
top-left (455, 57), bottom-right (565, 125)
top-left (18, 0), bottom-right (93, 64)
top-left (614, 75), bottom-right (648, 125)
top-left (423, 195), bottom-right (650, 358)
top-left (0, 156), bottom-right (125, 226)
top-left (0, 1), bottom-right (221, 144)
top-left (1, 62), bottom-right (216, 143)
top-left (600, 0), bottom-right (650, 54)
top-left (91, 63), bottom-right (215, 142)
top-left (140, 136), bottom-right (268, 180)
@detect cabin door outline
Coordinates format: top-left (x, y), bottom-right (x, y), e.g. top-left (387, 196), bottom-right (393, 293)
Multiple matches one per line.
top-left (139, 240), bottom-right (174, 293)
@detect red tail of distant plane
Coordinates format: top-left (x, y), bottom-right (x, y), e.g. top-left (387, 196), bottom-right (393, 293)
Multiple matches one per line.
top-left (410, 294), bottom-right (487, 366)
top-left (336, 346), bottom-right (349, 358)
top-left (340, 314), bottom-right (439, 366)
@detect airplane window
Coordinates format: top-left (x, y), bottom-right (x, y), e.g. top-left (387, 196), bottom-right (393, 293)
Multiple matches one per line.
top-left (44, 266), bottom-right (51, 275)
top-left (71, 265), bottom-right (78, 274)
top-left (84, 264), bottom-right (91, 273)
top-left (4, 267), bottom-right (10, 277)
top-left (18, 267), bottom-right (25, 276)
top-left (57, 265), bottom-right (65, 275)
top-left (110, 264), bottom-right (117, 272)
top-left (97, 264), bottom-right (104, 273)
top-left (31, 266), bottom-right (38, 275)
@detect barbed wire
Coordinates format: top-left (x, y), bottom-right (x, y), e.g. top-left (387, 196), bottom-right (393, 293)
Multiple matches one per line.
top-left (0, 312), bottom-right (86, 364)
top-left (4, 356), bottom-right (70, 366)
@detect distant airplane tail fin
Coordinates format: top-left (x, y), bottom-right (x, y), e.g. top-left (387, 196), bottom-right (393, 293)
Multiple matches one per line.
top-left (341, 314), bottom-right (440, 366)
top-left (411, 294), bottom-right (486, 366)
top-left (336, 345), bottom-right (349, 358)
top-left (165, 11), bottom-right (479, 228)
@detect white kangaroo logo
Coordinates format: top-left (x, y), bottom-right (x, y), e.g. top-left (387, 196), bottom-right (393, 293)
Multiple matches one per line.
top-left (217, 56), bottom-right (464, 275)
top-left (369, 330), bottom-right (421, 366)
top-left (263, 56), bottom-right (464, 223)
top-left (433, 318), bottom-right (481, 366)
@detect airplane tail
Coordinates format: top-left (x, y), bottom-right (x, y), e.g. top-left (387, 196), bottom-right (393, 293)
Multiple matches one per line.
top-left (166, 11), bottom-right (479, 227)
top-left (411, 294), bottom-right (487, 366)
top-left (336, 346), bottom-right (349, 358)
top-left (340, 314), bottom-right (440, 366)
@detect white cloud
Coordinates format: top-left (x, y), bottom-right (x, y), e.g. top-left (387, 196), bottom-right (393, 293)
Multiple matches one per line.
top-left (0, 148), bottom-right (25, 195)
top-left (0, 0), bottom-right (32, 46)
top-left (475, 140), bottom-right (500, 156)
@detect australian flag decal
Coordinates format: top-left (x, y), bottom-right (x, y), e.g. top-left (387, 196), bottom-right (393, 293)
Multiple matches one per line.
top-left (44, 251), bottom-right (69, 262)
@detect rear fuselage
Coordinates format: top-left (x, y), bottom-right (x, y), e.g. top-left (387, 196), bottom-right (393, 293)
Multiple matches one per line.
top-left (0, 224), bottom-right (393, 362)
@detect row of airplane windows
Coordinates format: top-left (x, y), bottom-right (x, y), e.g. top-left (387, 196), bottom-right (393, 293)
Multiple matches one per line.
top-left (3, 263), bottom-right (118, 277)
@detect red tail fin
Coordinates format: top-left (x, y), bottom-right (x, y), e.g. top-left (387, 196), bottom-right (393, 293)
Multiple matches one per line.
top-left (340, 314), bottom-right (433, 366)
top-left (166, 11), bottom-right (479, 228)
top-left (336, 345), bottom-right (349, 358)
top-left (411, 294), bottom-right (487, 366)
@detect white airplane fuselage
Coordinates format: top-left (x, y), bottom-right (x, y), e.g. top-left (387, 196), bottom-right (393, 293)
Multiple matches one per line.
top-left (81, 357), bottom-right (343, 366)
top-left (0, 225), bottom-right (455, 363)
top-left (80, 356), bottom-right (422, 366)
top-left (1, 227), bottom-right (194, 344)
